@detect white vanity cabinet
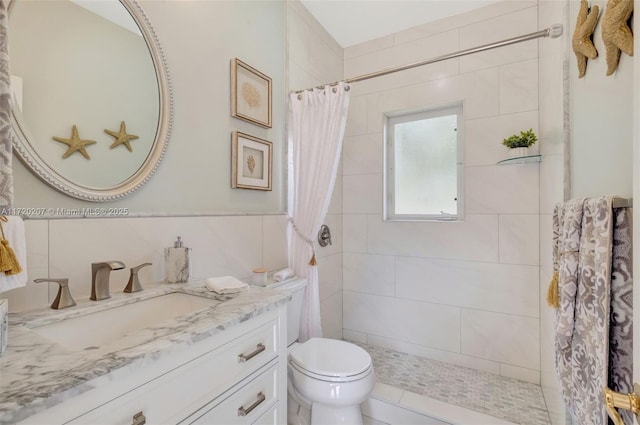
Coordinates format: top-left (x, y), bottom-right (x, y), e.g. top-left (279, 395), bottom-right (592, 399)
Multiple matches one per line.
top-left (17, 306), bottom-right (287, 425)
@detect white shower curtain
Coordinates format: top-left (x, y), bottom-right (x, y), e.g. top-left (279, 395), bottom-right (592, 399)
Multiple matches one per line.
top-left (287, 82), bottom-right (350, 342)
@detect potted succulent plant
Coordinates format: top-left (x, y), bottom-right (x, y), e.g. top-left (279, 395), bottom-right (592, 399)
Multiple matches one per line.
top-left (502, 129), bottom-right (538, 158)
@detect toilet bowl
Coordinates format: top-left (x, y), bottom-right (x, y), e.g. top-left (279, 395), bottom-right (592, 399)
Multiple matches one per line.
top-left (265, 277), bottom-right (375, 424)
top-left (287, 338), bottom-right (375, 425)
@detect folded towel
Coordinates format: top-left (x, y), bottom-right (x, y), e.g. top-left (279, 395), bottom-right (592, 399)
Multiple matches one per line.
top-left (205, 276), bottom-right (248, 295)
top-left (273, 268), bottom-right (294, 282)
top-left (0, 216), bottom-right (27, 293)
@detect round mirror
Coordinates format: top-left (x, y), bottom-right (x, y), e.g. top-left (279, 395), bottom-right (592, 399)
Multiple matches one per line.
top-left (8, 0), bottom-right (172, 202)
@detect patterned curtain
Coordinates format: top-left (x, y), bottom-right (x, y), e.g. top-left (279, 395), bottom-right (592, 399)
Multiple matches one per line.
top-left (0, 0), bottom-right (13, 208)
top-left (552, 197), bottom-right (633, 425)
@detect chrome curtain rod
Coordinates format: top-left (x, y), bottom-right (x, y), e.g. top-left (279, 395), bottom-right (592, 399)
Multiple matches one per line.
top-left (294, 24), bottom-right (563, 93)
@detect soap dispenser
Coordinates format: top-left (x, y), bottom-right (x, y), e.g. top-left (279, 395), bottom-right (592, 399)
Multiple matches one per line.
top-left (165, 236), bottom-right (191, 283)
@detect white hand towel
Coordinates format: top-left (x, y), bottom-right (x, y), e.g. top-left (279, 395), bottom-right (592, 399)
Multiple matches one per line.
top-left (0, 216), bottom-right (27, 293)
top-left (205, 276), bottom-right (248, 295)
top-left (273, 268), bottom-right (294, 282)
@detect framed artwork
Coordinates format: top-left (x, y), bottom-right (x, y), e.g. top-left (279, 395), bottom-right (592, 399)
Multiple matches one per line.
top-left (231, 132), bottom-right (272, 191)
top-left (230, 58), bottom-right (272, 128)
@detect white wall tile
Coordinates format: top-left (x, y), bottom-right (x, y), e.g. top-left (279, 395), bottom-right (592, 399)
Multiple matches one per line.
top-left (48, 216), bottom-right (263, 300)
top-left (539, 213), bottom-right (554, 276)
top-left (327, 179), bottom-right (343, 215)
top-left (343, 214), bottom-right (367, 253)
top-left (465, 111), bottom-right (539, 167)
top-left (345, 30), bottom-right (459, 81)
top-left (539, 155), bottom-right (564, 214)
top-left (465, 165), bottom-right (539, 214)
top-left (499, 214), bottom-right (540, 265)
top-left (365, 68), bottom-right (500, 134)
top-left (461, 309), bottom-right (540, 369)
top-left (318, 253), bottom-right (342, 302)
top-left (396, 257), bottom-right (539, 317)
top-left (343, 174), bottom-right (382, 214)
top-left (262, 215), bottom-right (288, 272)
top-left (499, 59), bottom-right (539, 114)
top-left (344, 34), bottom-right (394, 60)
top-left (343, 291), bottom-right (460, 352)
top-left (366, 214), bottom-right (499, 262)
top-left (317, 213), bottom-right (342, 259)
top-left (4, 220), bottom-right (49, 312)
top-left (392, 1), bottom-right (537, 46)
top-left (343, 133), bottom-right (383, 176)
top-left (343, 253), bottom-right (395, 296)
top-left (365, 333), bottom-right (501, 375)
top-left (321, 291), bottom-right (342, 339)
top-left (345, 95), bottom-right (368, 137)
top-left (343, 328), bottom-right (367, 343)
top-left (499, 363), bottom-right (540, 384)
top-left (459, 7), bottom-right (538, 72)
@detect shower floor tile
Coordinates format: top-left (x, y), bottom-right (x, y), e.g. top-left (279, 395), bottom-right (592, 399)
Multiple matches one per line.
top-left (355, 342), bottom-right (551, 425)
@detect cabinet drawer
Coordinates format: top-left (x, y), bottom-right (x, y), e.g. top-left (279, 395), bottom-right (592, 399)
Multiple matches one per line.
top-left (188, 363), bottom-right (279, 424)
top-left (67, 319), bottom-right (278, 425)
top-left (252, 403), bottom-right (278, 425)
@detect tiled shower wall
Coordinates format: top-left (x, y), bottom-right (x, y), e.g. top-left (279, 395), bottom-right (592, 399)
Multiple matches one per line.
top-left (538, 1), bottom-right (568, 423)
top-left (287, 1), bottom-right (345, 339)
top-left (341, 1), bottom-right (542, 383)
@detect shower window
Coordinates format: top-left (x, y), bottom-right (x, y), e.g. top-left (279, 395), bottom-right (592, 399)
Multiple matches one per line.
top-left (384, 103), bottom-right (463, 221)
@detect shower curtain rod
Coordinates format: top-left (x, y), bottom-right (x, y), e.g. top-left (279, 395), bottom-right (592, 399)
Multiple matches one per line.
top-left (294, 24), bottom-right (564, 93)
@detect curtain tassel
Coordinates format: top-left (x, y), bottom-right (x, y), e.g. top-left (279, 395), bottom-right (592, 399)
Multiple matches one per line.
top-left (0, 218), bottom-right (21, 275)
top-left (309, 253), bottom-right (317, 266)
top-left (546, 270), bottom-right (559, 309)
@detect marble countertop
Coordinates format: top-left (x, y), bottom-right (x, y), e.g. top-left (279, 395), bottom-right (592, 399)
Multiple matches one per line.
top-left (0, 281), bottom-right (290, 424)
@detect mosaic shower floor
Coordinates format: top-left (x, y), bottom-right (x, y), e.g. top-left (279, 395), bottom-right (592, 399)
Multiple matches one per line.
top-left (355, 342), bottom-right (551, 425)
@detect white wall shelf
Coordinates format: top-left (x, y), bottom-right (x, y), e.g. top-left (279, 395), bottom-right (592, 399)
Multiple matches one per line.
top-left (496, 154), bottom-right (542, 166)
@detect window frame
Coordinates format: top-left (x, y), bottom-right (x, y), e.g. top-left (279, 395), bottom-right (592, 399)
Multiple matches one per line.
top-left (383, 102), bottom-right (464, 222)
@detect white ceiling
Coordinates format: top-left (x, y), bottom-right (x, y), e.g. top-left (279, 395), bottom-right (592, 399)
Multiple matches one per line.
top-left (300, 0), bottom-right (501, 47)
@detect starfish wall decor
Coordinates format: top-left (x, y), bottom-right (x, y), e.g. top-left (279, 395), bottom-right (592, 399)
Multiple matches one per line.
top-left (52, 125), bottom-right (97, 160)
top-left (572, 0), bottom-right (600, 78)
top-left (105, 121), bottom-right (139, 152)
top-left (602, 0), bottom-right (633, 76)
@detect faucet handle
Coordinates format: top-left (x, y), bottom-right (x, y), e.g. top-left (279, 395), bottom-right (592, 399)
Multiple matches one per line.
top-left (34, 278), bottom-right (76, 310)
top-left (124, 263), bottom-right (152, 293)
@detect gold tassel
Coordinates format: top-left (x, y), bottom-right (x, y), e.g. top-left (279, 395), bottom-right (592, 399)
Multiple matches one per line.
top-left (546, 271), bottom-right (560, 309)
top-left (0, 217), bottom-right (22, 275)
top-left (308, 253), bottom-right (317, 266)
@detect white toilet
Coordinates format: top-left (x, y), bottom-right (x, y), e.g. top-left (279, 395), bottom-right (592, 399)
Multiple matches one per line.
top-left (269, 277), bottom-right (375, 425)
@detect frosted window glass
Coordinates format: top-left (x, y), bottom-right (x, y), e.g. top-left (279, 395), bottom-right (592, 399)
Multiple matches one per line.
top-left (385, 103), bottom-right (462, 221)
top-left (394, 115), bottom-right (457, 215)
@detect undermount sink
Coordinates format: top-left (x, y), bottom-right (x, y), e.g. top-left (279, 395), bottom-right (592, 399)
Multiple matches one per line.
top-left (31, 292), bottom-right (219, 352)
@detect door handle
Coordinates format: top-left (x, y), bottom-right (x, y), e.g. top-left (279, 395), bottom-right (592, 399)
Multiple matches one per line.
top-left (604, 383), bottom-right (640, 425)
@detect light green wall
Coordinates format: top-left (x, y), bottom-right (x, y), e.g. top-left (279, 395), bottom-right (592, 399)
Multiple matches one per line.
top-left (12, 0), bottom-right (287, 215)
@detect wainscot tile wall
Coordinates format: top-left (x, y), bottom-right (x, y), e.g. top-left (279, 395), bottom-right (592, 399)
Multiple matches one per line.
top-left (341, 0), bottom-right (542, 384)
top-left (4, 215), bottom-right (289, 313)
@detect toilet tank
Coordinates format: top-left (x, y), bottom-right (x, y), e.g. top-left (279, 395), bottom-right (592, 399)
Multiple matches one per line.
top-left (268, 277), bottom-right (307, 346)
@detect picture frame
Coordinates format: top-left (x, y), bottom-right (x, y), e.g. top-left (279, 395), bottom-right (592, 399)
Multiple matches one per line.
top-left (231, 132), bottom-right (272, 191)
top-left (230, 58), bottom-right (272, 128)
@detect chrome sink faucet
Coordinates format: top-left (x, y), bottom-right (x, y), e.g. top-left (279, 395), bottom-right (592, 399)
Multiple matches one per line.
top-left (91, 261), bottom-right (125, 301)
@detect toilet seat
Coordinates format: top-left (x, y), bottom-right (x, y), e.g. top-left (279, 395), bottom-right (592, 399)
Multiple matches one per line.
top-left (289, 338), bottom-right (373, 383)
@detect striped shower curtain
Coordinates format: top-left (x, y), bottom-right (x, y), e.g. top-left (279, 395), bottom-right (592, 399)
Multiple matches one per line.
top-left (552, 196), bottom-right (633, 425)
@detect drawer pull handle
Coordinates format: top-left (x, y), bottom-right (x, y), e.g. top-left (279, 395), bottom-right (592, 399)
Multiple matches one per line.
top-left (238, 343), bottom-right (265, 363)
top-left (132, 411), bottom-right (146, 425)
top-left (237, 392), bottom-right (266, 417)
